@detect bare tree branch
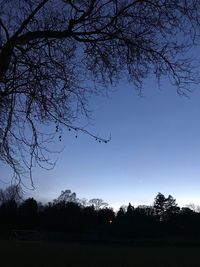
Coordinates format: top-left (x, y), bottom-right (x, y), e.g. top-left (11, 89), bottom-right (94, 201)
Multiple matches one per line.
top-left (0, 0), bottom-right (200, 185)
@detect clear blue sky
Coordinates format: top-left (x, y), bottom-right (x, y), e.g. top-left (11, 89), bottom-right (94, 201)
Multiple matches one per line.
top-left (1, 77), bottom-right (200, 210)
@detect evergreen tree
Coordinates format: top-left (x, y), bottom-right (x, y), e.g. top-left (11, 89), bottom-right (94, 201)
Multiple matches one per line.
top-left (153, 193), bottom-right (166, 220)
top-left (153, 193), bottom-right (180, 221)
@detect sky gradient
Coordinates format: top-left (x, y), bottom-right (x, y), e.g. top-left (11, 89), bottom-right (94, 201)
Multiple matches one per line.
top-left (1, 78), bottom-right (200, 210)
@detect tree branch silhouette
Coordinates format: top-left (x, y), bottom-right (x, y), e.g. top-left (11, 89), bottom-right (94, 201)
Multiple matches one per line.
top-left (0, 0), bottom-right (200, 184)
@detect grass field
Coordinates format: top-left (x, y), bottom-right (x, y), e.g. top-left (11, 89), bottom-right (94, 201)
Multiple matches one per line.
top-left (0, 239), bottom-right (200, 267)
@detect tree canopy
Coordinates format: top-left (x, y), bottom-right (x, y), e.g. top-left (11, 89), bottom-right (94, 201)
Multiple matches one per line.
top-left (1, 0), bottom-right (200, 183)
top-left (1, 189), bottom-right (199, 240)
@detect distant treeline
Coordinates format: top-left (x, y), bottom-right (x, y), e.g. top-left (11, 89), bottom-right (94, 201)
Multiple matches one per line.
top-left (0, 186), bottom-right (200, 240)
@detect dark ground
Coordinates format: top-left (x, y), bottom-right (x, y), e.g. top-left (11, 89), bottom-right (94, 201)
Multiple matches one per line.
top-left (0, 238), bottom-right (200, 267)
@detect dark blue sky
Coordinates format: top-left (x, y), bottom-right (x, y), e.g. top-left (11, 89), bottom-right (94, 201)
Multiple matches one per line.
top-left (22, 77), bottom-right (200, 209)
top-left (1, 77), bottom-right (200, 210)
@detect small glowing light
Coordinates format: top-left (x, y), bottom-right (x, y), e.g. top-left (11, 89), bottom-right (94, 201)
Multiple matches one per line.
top-left (109, 220), bottom-right (113, 224)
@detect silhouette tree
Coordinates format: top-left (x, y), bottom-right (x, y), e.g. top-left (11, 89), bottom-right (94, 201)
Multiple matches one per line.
top-left (18, 197), bottom-right (38, 229)
top-left (53, 189), bottom-right (77, 204)
top-left (153, 192), bottom-right (180, 221)
top-left (97, 207), bottom-right (115, 225)
top-left (77, 198), bottom-right (89, 207)
top-left (1, 0), bottom-right (200, 183)
top-left (185, 203), bottom-right (200, 213)
top-left (127, 202), bottom-right (134, 213)
top-left (164, 194), bottom-right (180, 220)
top-left (1, 189), bottom-right (200, 239)
top-left (19, 197), bottom-right (38, 215)
top-left (136, 205), bottom-right (154, 217)
top-left (116, 206), bottom-right (126, 219)
top-left (82, 205), bottom-right (97, 232)
top-left (0, 185), bottom-right (22, 205)
top-left (0, 199), bottom-right (18, 231)
top-left (97, 207), bottom-right (115, 236)
top-left (153, 192), bottom-right (167, 220)
top-left (88, 198), bottom-right (108, 210)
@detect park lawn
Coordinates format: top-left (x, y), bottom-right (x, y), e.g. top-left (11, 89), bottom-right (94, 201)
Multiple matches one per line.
top-left (0, 239), bottom-right (200, 267)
